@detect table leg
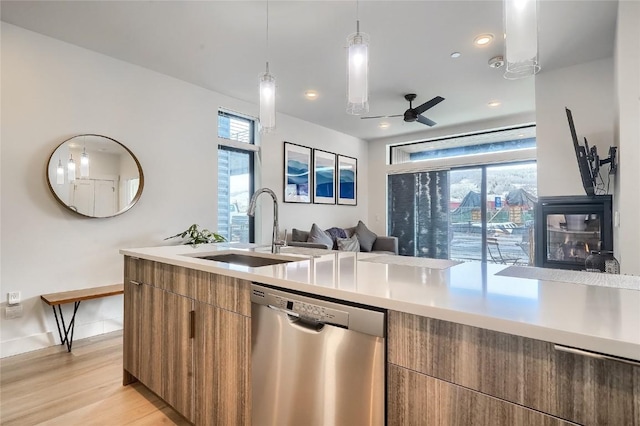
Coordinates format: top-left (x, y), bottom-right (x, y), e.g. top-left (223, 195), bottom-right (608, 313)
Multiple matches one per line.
top-left (52, 301), bottom-right (82, 352)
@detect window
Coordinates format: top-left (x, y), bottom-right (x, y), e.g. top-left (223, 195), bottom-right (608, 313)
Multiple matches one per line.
top-left (390, 125), bottom-right (536, 165)
top-left (218, 111), bottom-right (253, 143)
top-left (217, 111), bottom-right (256, 243)
top-left (387, 126), bottom-right (537, 264)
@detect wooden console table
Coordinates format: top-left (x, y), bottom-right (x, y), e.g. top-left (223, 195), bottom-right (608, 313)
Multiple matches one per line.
top-left (41, 284), bottom-right (124, 352)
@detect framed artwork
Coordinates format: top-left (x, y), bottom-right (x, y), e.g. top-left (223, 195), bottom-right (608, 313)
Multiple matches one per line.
top-left (283, 142), bottom-right (311, 203)
top-left (337, 155), bottom-right (357, 205)
top-left (312, 149), bottom-right (336, 204)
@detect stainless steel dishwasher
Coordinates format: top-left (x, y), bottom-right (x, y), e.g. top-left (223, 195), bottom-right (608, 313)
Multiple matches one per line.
top-left (251, 283), bottom-right (386, 426)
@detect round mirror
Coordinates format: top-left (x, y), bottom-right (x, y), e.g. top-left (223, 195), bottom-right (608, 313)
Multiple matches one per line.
top-left (46, 134), bottom-right (144, 218)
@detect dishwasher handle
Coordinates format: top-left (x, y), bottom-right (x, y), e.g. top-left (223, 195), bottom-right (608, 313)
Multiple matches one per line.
top-left (267, 304), bottom-right (326, 333)
top-left (267, 304), bottom-right (300, 318)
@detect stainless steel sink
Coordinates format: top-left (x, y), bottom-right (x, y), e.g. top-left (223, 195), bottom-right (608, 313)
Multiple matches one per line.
top-left (196, 253), bottom-right (294, 267)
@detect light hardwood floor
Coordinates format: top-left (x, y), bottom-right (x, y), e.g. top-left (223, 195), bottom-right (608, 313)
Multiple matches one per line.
top-left (0, 330), bottom-right (190, 426)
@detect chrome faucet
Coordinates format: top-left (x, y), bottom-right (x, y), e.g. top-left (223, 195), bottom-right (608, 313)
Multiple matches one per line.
top-left (247, 188), bottom-right (286, 254)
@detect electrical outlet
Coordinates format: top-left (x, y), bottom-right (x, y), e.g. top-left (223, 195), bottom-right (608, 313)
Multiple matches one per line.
top-left (8, 292), bottom-right (21, 306)
top-left (5, 305), bottom-right (23, 319)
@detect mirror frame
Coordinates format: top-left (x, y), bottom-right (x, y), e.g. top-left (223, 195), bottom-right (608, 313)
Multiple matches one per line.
top-left (46, 134), bottom-right (145, 218)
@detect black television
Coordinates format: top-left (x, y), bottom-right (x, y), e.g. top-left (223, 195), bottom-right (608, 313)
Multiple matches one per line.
top-left (565, 107), bottom-right (595, 196)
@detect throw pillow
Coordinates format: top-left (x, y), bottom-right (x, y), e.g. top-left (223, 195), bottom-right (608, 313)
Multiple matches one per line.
top-left (291, 228), bottom-right (309, 242)
top-left (355, 220), bottom-right (377, 252)
top-left (307, 223), bottom-right (333, 249)
top-left (337, 235), bottom-right (360, 252)
top-left (325, 227), bottom-right (348, 250)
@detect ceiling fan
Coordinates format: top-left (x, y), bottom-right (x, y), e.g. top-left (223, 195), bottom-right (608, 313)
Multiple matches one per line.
top-left (361, 94), bottom-right (445, 126)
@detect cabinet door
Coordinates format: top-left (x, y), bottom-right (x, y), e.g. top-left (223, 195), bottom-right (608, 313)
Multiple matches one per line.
top-left (388, 365), bottom-right (576, 426)
top-left (388, 311), bottom-right (640, 425)
top-left (163, 291), bottom-right (195, 423)
top-left (137, 283), bottom-right (164, 397)
top-left (123, 278), bottom-right (142, 383)
top-left (195, 302), bottom-right (251, 426)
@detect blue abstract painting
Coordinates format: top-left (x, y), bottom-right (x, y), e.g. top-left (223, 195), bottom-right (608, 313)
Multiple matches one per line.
top-left (338, 155), bottom-right (357, 205)
top-left (284, 142), bottom-right (311, 203)
top-left (313, 149), bottom-right (336, 204)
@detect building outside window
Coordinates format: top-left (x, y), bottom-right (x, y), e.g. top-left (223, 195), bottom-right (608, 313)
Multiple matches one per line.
top-left (217, 111), bottom-right (256, 243)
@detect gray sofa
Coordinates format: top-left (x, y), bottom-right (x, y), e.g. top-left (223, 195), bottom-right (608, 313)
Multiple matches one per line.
top-left (286, 226), bottom-right (398, 255)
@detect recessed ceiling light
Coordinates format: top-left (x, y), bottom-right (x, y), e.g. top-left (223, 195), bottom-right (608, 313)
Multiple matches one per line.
top-left (304, 90), bottom-right (318, 100)
top-left (487, 100), bottom-right (501, 107)
top-left (450, 52), bottom-right (461, 59)
top-left (378, 122), bottom-right (390, 129)
top-left (474, 34), bottom-right (493, 47)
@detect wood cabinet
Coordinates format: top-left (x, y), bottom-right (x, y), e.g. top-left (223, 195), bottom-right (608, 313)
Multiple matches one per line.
top-left (195, 301), bottom-right (250, 426)
top-left (163, 291), bottom-right (195, 423)
top-left (123, 257), bottom-right (163, 394)
top-left (137, 282), bottom-right (164, 396)
top-left (123, 256), bottom-right (251, 425)
top-left (388, 364), bottom-right (576, 426)
top-left (388, 310), bottom-right (640, 425)
top-left (123, 269), bottom-right (141, 383)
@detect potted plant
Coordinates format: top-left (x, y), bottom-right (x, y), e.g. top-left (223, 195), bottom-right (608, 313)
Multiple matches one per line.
top-left (165, 224), bottom-right (226, 246)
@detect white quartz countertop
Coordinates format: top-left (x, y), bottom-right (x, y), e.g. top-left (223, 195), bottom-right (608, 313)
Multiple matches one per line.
top-left (120, 243), bottom-right (640, 361)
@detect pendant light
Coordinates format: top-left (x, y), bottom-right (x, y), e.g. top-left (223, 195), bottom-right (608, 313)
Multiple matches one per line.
top-left (80, 146), bottom-right (89, 178)
top-left (259, 0), bottom-right (276, 132)
top-left (56, 159), bottom-right (65, 185)
top-left (503, 0), bottom-right (541, 79)
top-left (67, 154), bottom-right (76, 182)
top-left (346, 0), bottom-right (369, 115)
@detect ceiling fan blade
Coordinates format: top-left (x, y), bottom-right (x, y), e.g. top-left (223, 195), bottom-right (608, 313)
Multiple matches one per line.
top-left (416, 114), bottom-right (437, 126)
top-left (413, 96), bottom-right (445, 115)
top-left (360, 114), bottom-right (403, 120)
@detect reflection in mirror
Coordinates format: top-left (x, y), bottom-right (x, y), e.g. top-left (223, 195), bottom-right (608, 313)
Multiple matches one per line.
top-left (46, 134), bottom-right (144, 218)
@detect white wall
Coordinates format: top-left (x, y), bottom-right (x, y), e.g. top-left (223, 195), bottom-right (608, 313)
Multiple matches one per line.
top-left (613, 1), bottom-right (640, 275)
top-left (0, 23), bottom-right (367, 357)
top-left (535, 58), bottom-right (615, 197)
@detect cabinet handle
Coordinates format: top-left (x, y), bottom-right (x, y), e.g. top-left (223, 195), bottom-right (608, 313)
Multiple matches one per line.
top-left (553, 344), bottom-right (640, 367)
top-left (190, 310), bottom-right (195, 339)
top-left (130, 280), bottom-right (142, 286)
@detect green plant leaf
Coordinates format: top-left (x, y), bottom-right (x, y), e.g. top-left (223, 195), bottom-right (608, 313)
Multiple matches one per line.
top-left (165, 223), bottom-right (227, 245)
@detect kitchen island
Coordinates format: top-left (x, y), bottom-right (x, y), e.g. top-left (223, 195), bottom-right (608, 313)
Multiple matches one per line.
top-left (120, 243), bottom-right (640, 425)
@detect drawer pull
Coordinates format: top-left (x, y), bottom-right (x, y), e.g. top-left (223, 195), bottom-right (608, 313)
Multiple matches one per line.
top-left (130, 280), bottom-right (142, 286)
top-left (553, 344), bottom-right (640, 367)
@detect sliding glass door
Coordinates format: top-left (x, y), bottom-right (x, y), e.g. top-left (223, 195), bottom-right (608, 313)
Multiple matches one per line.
top-left (449, 167), bottom-right (483, 261)
top-left (389, 161), bottom-right (537, 263)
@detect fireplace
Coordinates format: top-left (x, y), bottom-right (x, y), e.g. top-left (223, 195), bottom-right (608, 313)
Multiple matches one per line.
top-left (534, 195), bottom-right (613, 270)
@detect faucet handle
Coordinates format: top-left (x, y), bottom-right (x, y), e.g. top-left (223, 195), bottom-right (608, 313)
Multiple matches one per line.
top-left (283, 229), bottom-right (288, 246)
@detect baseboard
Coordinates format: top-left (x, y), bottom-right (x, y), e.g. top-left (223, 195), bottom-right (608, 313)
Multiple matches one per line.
top-left (0, 319), bottom-right (123, 358)
top-left (1, 332), bottom-right (56, 358)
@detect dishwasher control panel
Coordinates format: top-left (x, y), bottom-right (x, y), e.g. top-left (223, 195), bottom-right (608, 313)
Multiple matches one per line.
top-left (251, 285), bottom-right (349, 327)
top-left (271, 294), bottom-right (349, 326)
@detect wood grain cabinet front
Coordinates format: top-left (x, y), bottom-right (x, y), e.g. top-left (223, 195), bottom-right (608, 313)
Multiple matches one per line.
top-left (162, 291), bottom-right (195, 423)
top-left (388, 311), bottom-right (640, 425)
top-left (388, 364), bottom-right (577, 426)
top-left (123, 257), bottom-right (252, 425)
top-left (123, 279), bottom-right (163, 396)
top-left (195, 301), bottom-right (251, 426)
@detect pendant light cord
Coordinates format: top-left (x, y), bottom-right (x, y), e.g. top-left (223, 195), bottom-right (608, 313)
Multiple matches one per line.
top-left (356, 0), bottom-right (360, 34)
top-left (265, 0), bottom-right (270, 72)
